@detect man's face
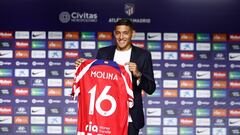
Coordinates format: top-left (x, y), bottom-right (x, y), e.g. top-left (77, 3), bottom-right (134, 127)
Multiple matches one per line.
top-left (114, 25), bottom-right (135, 51)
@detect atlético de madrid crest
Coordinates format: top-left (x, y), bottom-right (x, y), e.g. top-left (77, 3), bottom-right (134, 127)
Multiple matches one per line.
top-left (124, 3), bottom-right (135, 16)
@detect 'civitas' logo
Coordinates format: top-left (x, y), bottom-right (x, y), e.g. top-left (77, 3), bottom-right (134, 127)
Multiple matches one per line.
top-left (59, 11), bottom-right (98, 23)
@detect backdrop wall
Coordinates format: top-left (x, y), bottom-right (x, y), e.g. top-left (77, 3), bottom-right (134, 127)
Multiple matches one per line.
top-left (0, 0), bottom-right (240, 135)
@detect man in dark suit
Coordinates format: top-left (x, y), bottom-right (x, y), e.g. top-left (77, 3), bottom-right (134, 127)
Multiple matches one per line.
top-left (76, 18), bottom-right (156, 135)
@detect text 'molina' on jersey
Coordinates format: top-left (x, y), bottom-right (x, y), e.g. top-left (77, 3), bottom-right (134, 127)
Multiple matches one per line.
top-left (72, 59), bottom-right (133, 135)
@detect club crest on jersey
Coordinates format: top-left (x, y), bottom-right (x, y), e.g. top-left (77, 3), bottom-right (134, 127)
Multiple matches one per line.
top-left (90, 71), bottom-right (118, 80)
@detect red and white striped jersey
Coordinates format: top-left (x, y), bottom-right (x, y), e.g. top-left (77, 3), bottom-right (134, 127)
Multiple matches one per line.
top-left (72, 59), bottom-right (133, 135)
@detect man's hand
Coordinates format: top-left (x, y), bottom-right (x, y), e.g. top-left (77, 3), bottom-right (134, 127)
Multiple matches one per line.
top-left (125, 62), bottom-right (142, 79)
top-left (75, 58), bottom-right (86, 68)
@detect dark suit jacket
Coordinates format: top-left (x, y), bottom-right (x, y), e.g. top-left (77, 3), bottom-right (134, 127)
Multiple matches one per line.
top-left (96, 45), bottom-right (156, 129)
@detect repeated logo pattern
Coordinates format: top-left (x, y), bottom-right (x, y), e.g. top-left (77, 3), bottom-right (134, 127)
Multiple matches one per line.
top-left (0, 31), bottom-right (240, 135)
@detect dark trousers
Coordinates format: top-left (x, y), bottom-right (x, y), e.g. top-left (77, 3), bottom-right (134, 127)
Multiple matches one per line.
top-left (128, 122), bottom-right (139, 135)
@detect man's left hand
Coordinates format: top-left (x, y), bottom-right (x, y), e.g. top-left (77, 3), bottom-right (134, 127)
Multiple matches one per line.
top-left (125, 62), bottom-right (142, 79)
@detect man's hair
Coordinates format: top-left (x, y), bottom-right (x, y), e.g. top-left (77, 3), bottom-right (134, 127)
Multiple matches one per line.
top-left (114, 18), bottom-right (134, 30)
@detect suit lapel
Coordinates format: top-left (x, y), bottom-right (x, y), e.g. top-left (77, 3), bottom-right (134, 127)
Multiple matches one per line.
top-left (108, 46), bottom-right (116, 60)
top-left (130, 45), bottom-right (138, 62)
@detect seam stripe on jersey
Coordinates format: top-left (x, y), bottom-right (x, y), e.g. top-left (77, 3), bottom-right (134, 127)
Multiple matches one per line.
top-left (73, 59), bottom-right (96, 99)
top-left (75, 59), bottom-right (96, 83)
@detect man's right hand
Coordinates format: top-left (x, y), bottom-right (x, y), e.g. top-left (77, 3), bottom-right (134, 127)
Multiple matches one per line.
top-left (75, 58), bottom-right (86, 68)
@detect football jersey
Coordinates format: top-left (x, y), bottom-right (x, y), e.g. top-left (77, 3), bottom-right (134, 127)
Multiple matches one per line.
top-left (72, 59), bottom-right (133, 135)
